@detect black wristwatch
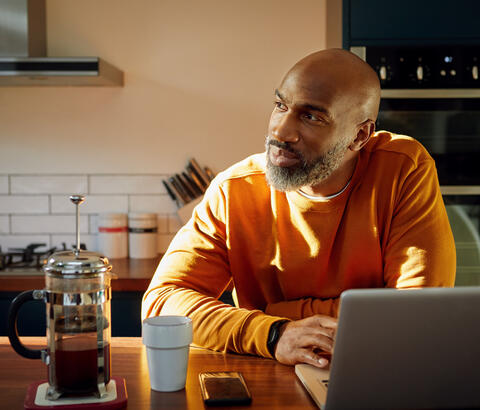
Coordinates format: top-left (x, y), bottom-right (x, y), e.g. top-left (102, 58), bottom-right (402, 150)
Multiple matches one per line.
top-left (267, 320), bottom-right (289, 357)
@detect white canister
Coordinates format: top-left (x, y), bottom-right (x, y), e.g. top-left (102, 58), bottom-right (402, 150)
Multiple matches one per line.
top-left (97, 213), bottom-right (128, 259)
top-left (128, 213), bottom-right (158, 259)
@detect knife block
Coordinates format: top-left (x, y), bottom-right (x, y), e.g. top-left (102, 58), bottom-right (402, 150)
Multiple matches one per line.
top-left (177, 197), bottom-right (203, 225)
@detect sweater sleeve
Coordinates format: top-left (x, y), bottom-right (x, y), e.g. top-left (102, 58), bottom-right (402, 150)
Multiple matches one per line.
top-left (383, 157), bottom-right (456, 288)
top-left (265, 297), bottom-right (340, 319)
top-left (142, 181), bottom-right (288, 358)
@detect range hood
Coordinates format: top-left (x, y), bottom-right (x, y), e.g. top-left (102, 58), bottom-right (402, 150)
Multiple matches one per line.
top-left (0, 0), bottom-right (123, 86)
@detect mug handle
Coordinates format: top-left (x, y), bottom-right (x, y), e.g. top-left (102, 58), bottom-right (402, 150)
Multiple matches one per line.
top-left (7, 290), bottom-right (45, 360)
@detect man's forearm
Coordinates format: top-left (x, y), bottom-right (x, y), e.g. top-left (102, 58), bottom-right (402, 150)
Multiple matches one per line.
top-left (143, 284), bottom-right (288, 358)
top-left (265, 297), bottom-right (340, 320)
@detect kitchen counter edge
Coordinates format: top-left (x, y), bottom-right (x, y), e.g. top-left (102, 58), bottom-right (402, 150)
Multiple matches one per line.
top-left (0, 256), bottom-right (162, 292)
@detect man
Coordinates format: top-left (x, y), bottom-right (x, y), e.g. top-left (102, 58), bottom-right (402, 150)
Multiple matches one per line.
top-left (142, 49), bottom-right (455, 369)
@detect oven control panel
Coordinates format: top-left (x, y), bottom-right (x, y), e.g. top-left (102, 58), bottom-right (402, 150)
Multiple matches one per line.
top-left (359, 46), bottom-right (480, 88)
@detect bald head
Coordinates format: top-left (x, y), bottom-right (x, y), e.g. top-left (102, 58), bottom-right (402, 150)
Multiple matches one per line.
top-left (267, 49), bottom-right (381, 193)
top-left (282, 49), bottom-right (381, 123)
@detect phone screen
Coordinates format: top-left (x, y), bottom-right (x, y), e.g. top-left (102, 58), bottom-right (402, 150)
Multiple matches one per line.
top-left (199, 372), bottom-right (252, 406)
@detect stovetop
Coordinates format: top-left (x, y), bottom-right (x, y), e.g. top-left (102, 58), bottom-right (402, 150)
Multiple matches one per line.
top-left (0, 242), bottom-right (87, 273)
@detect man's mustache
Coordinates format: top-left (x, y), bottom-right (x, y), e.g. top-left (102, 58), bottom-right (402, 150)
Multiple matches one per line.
top-left (266, 137), bottom-right (303, 159)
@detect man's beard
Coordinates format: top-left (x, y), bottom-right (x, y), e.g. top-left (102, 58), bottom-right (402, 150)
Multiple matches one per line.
top-left (265, 136), bottom-right (350, 192)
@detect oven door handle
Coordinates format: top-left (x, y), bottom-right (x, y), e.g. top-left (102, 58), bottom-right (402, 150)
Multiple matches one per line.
top-left (441, 186), bottom-right (480, 195)
top-left (381, 89), bottom-right (480, 99)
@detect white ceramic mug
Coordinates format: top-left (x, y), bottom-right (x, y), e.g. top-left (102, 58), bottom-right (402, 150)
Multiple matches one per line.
top-left (142, 315), bottom-right (193, 392)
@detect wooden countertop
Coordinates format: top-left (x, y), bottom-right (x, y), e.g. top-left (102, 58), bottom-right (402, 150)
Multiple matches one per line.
top-left (0, 337), bottom-right (315, 409)
top-left (0, 256), bottom-right (161, 292)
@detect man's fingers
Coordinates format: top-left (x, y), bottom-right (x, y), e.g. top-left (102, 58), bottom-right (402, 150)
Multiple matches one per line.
top-left (291, 316), bottom-right (336, 339)
top-left (308, 314), bottom-right (338, 330)
top-left (274, 314), bottom-right (338, 367)
top-left (310, 324), bottom-right (336, 340)
top-left (299, 348), bottom-right (330, 368)
top-left (300, 334), bottom-right (334, 353)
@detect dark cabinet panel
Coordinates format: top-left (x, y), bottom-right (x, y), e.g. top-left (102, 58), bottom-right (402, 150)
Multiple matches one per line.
top-left (0, 291), bottom-right (143, 337)
top-left (344, 0), bottom-right (480, 48)
top-left (0, 290), bottom-right (235, 338)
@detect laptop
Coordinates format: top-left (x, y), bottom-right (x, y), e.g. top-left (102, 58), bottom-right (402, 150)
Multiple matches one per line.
top-left (295, 287), bottom-right (480, 410)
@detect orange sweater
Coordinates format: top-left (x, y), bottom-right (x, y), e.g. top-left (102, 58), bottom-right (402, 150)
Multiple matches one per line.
top-left (142, 131), bottom-right (456, 358)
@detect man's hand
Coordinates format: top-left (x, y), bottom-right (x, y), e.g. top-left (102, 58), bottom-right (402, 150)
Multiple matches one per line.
top-left (274, 314), bottom-right (337, 368)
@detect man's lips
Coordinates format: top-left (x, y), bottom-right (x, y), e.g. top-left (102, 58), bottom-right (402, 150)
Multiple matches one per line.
top-left (269, 145), bottom-right (301, 167)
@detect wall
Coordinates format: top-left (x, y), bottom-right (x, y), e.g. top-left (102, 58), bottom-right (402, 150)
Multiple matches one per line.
top-left (326, 0), bottom-right (342, 48)
top-left (0, 0), bottom-right (327, 253)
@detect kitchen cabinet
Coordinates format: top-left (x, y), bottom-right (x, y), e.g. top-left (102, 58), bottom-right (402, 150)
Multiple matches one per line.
top-left (0, 291), bottom-right (143, 336)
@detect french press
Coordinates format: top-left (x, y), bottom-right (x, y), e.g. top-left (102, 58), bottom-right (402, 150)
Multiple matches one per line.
top-left (7, 195), bottom-right (113, 400)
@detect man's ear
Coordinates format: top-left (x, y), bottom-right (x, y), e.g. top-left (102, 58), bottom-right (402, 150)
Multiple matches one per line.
top-left (349, 119), bottom-right (375, 151)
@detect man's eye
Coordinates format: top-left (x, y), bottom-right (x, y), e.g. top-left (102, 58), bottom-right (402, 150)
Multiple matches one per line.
top-left (303, 113), bottom-right (320, 121)
top-left (274, 101), bottom-right (287, 111)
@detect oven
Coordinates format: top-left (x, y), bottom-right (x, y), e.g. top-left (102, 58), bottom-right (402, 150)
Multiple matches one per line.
top-left (352, 45), bottom-right (480, 284)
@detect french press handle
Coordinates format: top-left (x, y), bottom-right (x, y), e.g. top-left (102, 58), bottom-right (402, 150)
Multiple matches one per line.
top-left (7, 290), bottom-right (46, 360)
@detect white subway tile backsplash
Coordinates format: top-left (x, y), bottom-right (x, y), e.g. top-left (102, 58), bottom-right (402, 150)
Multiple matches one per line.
top-left (51, 195), bottom-right (128, 214)
top-left (90, 176), bottom-right (166, 194)
top-left (0, 173), bottom-right (188, 251)
top-left (0, 195), bottom-right (49, 214)
top-left (0, 216), bottom-right (9, 234)
top-left (0, 235), bottom-right (51, 250)
top-left (89, 214), bottom-right (99, 234)
top-left (158, 233), bottom-right (175, 253)
top-left (11, 175), bottom-right (88, 194)
top-left (51, 235), bottom-right (97, 253)
top-left (11, 215), bottom-right (88, 234)
top-left (0, 176), bottom-right (8, 194)
top-left (129, 195), bottom-right (177, 213)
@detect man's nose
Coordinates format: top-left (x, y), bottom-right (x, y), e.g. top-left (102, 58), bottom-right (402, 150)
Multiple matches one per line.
top-left (270, 112), bottom-right (300, 143)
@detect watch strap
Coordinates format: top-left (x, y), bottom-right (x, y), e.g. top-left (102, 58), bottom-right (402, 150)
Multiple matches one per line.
top-left (267, 320), bottom-right (289, 358)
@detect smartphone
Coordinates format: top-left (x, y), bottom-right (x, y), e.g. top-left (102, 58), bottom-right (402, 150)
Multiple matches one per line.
top-left (199, 371), bottom-right (252, 406)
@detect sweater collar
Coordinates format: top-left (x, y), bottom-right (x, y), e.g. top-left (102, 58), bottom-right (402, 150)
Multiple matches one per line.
top-left (284, 149), bottom-right (367, 212)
